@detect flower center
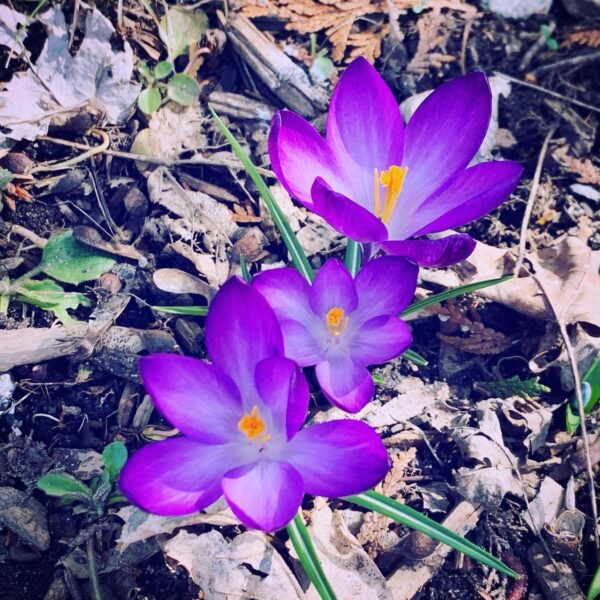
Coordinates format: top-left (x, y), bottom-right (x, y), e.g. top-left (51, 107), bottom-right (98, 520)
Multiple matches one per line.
top-left (326, 306), bottom-right (349, 336)
top-left (374, 165), bottom-right (409, 224)
top-left (238, 405), bottom-right (270, 442)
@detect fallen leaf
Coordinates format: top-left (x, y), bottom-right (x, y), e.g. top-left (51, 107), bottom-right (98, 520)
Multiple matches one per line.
top-left (303, 499), bottom-right (389, 600)
top-left (116, 499), bottom-right (238, 551)
top-left (522, 476), bottom-right (564, 533)
top-left (163, 528), bottom-right (304, 599)
top-left (153, 268), bottom-right (212, 299)
top-left (452, 409), bottom-right (523, 510)
top-left (0, 6), bottom-right (141, 142)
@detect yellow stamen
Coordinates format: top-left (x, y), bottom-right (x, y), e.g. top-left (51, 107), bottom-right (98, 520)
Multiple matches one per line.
top-left (375, 165), bottom-right (408, 224)
top-left (326, 306), bottom-right (349, 336)
top-left (374, 168), bottom-right (381, 218)
top-left (238, 405), bottom-right (268, 441)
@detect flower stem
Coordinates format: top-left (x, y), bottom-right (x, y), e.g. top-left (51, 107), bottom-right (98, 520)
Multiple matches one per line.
top-left (86, 536), bottom-right (103, 600)
top-left (344, 239), bottom-right (361, 276)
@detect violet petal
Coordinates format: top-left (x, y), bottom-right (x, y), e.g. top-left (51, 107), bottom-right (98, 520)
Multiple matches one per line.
top-left (381, 233), bottom-right (476, 267)
top-left (255, 356), bottom-right (309, 439)
top-left (350, 315), bottom-right (412, 365)
top-left (205, 277), bottom-right (283, 404)
top-left (309, 257), bottom-right (358, 316)
top-left (268, 110), bottom-right (347, 208)
top-left (326, 57), bottom-right (404, 205)
top-left (140, 354), bottom-right (242, 444)
top-left (311, 177), bottom-right (389, 243)
top-left (287, 420), bottom-right (389, 497)
top-left (315, 357), bottom-right (375, 413)
top-left (222, 460), bottom-right (304, 531)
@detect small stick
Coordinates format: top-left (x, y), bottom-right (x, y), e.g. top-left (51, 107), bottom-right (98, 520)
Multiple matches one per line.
top-left (459, 18), bottom-right (475, 75)
top-left (494, 71), bottom-right (600, 115)
top-left (519, 22), bottom-right (556, 71)
top-left (9, 224), bottom-right (47, 248)
top-left (533, 48), bottom-right (600, 77)
top-left (68, 0), bottom-right (80, 50)
top-left (514, 127), bottom-right (556, 275)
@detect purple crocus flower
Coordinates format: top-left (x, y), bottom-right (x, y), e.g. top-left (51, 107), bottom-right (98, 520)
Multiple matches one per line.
top-left (253, 256), bottom-right (417, 413)
top-left (119, 278), bottom-right (389, 531)
top-left (269, 57), bottom-right (523, 267)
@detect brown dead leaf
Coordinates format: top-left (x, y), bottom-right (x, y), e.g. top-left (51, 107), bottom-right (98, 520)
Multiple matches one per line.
top-left (420, 236), bottom-right (600, 329)
top-left (242, 0), bottom-right (476, 63)
top-left (562, 29), bottom-right (600, 49)
top-left (553, 145), bottom-right (600, 184)
top-left (407, 9), bottom-right (456, 73)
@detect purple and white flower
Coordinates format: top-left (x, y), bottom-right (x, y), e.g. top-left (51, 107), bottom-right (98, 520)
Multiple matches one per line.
top-left (253, 256), bottom-right (417, 413)
top-left (269, 57), bottom-right (523, 267)
top-left (119, 278), bottom-right (389, 531)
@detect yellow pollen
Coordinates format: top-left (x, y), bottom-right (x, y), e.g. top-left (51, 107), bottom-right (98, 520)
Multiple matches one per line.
top-left (238, 405), bottom-right (269, 441)
top-left (326, 306), bottom-right (349, 336)
top-left (374, 165), bottom-right (408, 224)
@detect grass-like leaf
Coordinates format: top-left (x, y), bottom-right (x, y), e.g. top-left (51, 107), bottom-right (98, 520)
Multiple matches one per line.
top-left (346, 490), bottom-right (519, 579)
top-left (287, 513), bottom-right (337, 600)
top-left (345, 240), bottom-right (361, 276)
top-left (209, 105), bottom-right (314, 282)
top-left (403, 348), bottom-right (428, 366)
top-left (151, 305), bottom-right (208, 316)
top-left (401, 275), bottom-right (513, 317)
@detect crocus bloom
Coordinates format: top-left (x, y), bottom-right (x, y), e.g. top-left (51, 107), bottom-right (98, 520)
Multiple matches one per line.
top-left (269, 57), bottom-right (523, 267)
top-left (119, 278), bottom-right (389, 531)
top-left (253, 256), bottom-right (417, 413)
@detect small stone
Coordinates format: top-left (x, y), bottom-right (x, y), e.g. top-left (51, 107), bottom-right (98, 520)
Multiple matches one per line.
top-left (123, 187), bottom-right (149, 217)
top-left (2, 152), bottom-right (34, 174)
top-left (0, 373), bottom-right (15, 410)
top-left (485, 0), bottom-right (552, 18)
top-left (98, 272), bottom-right (122, 295)
top-left (0, 486), bottom-right (50, 551)
top-left (570, 183), bottom-right (600, 203)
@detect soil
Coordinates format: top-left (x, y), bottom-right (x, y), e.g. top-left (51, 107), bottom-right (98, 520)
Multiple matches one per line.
top-left (0, 0), bottom-right (599, 599)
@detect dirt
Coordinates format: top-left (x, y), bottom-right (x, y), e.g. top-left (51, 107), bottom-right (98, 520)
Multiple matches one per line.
top-left (0, 0), bottom-right (599, 599)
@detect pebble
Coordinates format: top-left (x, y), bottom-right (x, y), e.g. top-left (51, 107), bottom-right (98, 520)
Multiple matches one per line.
top-left (0, 486), bottom-right (50, 551)
top-left (570, 183), bottom-right (600, 203)
top-left (484, 0), bottom-right (552, 18)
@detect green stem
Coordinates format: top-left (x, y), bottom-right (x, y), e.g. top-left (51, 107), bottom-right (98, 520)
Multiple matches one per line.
top-left (344, 239), bottom-right (361, 276)
top-left (287, 513), bottom-right (337, 600)
top-left (86, 536), bottom-right (103, 600)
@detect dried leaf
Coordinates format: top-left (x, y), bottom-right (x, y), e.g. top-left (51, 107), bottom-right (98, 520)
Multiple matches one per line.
top-left (242, 0), bottom-right (475, 63)
top-left (407, 10), bottom-right (456, 73)
top-left (303, 499), bottom-right (389, 599)
top-left (553, 145), bottom-right (600, 185)
top-left (522, 476), bottom-right (563, 533)
top-left (562, 29), bottom-right (600, 49)
top-left (163, 529), bottom-right (304, 599)
top-left (153, 268), bottom-right (212, 299)
top-left (116, 499), bottom-right (238, 551)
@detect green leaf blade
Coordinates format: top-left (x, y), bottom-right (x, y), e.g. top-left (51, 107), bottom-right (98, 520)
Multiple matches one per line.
top-left (344, 240), bottom-right (361, 276)
top-left (209, 105), bottom-right (314, 282)
top-left (401, 275), bottom-right (513, 317)
top-left (102, 441), bottom-right (128, 482)
top-left (287, 513), bottom-right (337, 600)
top-left (138, 87), bottom-right (161, 114)
top-left (40, 230), bottom-right (116, 285)
top-left (346, 490), bottom-right (519, 579)
top-left (37, 473), bottom-right (92, 500)
top-left (167, 74), bottom-right (200, 106)
top-left (151, 305), bottom-right (208, 316)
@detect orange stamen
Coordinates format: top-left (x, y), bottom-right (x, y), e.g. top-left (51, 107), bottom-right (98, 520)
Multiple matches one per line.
top-left (326, 306), bottom-right (349, 336)
top-left (375, 165), bottom-right (408, 224)
top-left (238, 405), bottom-right (268, 441)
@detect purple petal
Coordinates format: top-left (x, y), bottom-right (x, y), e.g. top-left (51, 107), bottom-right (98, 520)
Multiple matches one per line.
top-left (315, 357), bottom-right (375, 413)
top-left (205, 277), bottom-right (283, 402)
top-left (311, 177), bottom-right (389, 243)
top-left (287, 420), bottom-right (389, 497)
top-left (255, 356), bottom-right (309, 439)
top-left (222, 460), bottom-right (304, 531)
top-left (119, 438), bottom-right (243, 515)
top-left (252, 267), bottom-right (313, 325)
top-left (353, 256), bottom-right (418, 321)
top-left (381, 233), bottom-right (477, 267)
top-left (350, 315), bottom-right (412, 365)
top-left (388, 72), bottom-right (491, 237)
top-left (280, 320), bottom-right (324, 366)
top-left (309, 258), bottom-right (358, 316)
top-left (410, 161), bottom-right (524, 235)
top-left (268, 110), bottom-right (348, 207)
top-left (326, 57), bottom-right (404, 205)
top-left (140, 354), bottom-right (242, 444)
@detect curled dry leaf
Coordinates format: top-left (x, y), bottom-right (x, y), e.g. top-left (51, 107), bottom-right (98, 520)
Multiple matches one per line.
top-left (163, 529), bottom-right (304, 599)
top-left (0, 6), bottom-right (140, 143)
top-left (522, 476), bottom-right (564, 534)
top-left (116, 499), bottom-right (238, 551)
top-left (302, 499), bottom-right (389, 600)
top-left (153, 268), bottom-right (212, 300)
top-left (452, 408), bottom-right (523, 510)
top-left (421, 236), bottom-right (600, 329)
